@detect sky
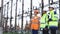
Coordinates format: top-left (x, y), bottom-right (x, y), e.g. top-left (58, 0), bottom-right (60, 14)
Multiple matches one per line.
top-left (0, 0), bottom-right (59, 28)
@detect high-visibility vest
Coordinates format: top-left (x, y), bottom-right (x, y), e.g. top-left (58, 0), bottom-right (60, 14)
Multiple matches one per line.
top-left (49, 10), bottom-right (58, 28)
top-left (31, 16), bottom-right (39, 30)
top-left (49, 21), bottom-right (58, 27)
top-left (49, 10), bottom-right (58, 21)
top-left (40, 14), bottom-right (48, 29)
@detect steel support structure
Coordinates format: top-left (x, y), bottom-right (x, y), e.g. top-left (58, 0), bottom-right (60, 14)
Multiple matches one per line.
top-left (3, 5), bottom-right (6, 30)
top-left (49, 0), bottom-right (50, 7)
top-left (10, 0), bottom-right (13, 30)
top-left (58, 0), bottom-right (60, 30)
top-left (15, 0), bottom-right (18, 30)
top-left (30, 0), bottom-right (32, 19)
top-left (41, 0), bottom-right (44, 16)
top-left (0, 0), bottom-right (3, 34)
top-left (21, 0), bottom-right (24, 34)
top-left (5, 2), bottom-right (9, 31)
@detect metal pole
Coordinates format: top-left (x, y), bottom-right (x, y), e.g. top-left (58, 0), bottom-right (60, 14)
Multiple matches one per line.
top-left (18, 14), bottom-right (20, 26)
top-left (5, 2), bottom-right (9, 32)
top-left (10, 0), bottom-right (13, 30)
top-left (58, 0), bottom-right (60, 30)
top-left (30, 0), bottom-right (32, 19)
top-left (49, 0), bottom-right (50, 7)
top-left (0, 0), bottom-right (3, 34)
top-left (7, 2), bottom-right (9, 28)
top-left (21, 0), bottom-right (24, 34)
top-left (15, 0), bottom-right (18, 30)
top-left (59, 0), bottom-right (60, 19)
top-left (51, 0), bottom-right (53, 4)
top-left (41, 0), bottom-right (44, 16)
top-left (3, 5), bottom-right (6, 30)
top-left (21, 0), bottom-right (24, 33)
top-left (1, 0), bottom-right (3, 26)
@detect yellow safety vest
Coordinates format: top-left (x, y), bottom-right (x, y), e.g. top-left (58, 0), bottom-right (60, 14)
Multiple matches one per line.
top-left (49, 10), bottom-right (58, 27)
top-left (40, 14), bottom-right (48, 28)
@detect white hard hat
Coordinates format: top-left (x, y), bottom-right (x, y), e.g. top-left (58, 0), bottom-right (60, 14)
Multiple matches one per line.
top-left (49, 5), bottom-right (55, 8)
top-left (50, 5), bottom-right (54, 7)
top-left (43, 7), bottom-right (48, 11)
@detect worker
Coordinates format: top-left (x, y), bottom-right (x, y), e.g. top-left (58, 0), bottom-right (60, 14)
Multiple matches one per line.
top-left (48, 6), bottom-right (58, 34)
top-left (43, 26), bottom-right (49, 34)
top-left (30, 8), bottom-right (40, 34)
top-left (40, 10), bottom-right (49, 30)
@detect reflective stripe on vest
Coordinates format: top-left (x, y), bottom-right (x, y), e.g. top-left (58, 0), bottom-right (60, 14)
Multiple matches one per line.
top-left (49, 21), bottom-right (58, 27)
top-left (49, 10), bottom-right (58, 27)
top-left (52, 14), bottom-right (58, 20)
top-left (40, 23), bottom-right (48, 28)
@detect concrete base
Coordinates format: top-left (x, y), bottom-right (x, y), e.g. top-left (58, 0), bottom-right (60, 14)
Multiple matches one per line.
top-left (0, 27), bottom-right (3, 34)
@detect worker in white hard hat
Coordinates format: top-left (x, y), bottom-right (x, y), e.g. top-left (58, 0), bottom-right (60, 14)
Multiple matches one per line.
top-left (48, 6), bottom-right (58, 34)
top-left (40, 8), bottom-right (49, 34)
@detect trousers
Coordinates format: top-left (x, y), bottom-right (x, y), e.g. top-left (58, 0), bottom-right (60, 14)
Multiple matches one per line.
top-left (32, 29), bottom-right (38, 34)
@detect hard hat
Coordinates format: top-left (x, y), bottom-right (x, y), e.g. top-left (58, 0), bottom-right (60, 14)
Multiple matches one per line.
top-left (43, 8), bottom-right (48, 14)
top-left (34, 8), bottom-right (39, 14)
top-left (42, 10), bottom-right (47, 14)
top-left (49, 5), bottom-right (54, 9)
top-left (43, 7), bottom-right (48, 11)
